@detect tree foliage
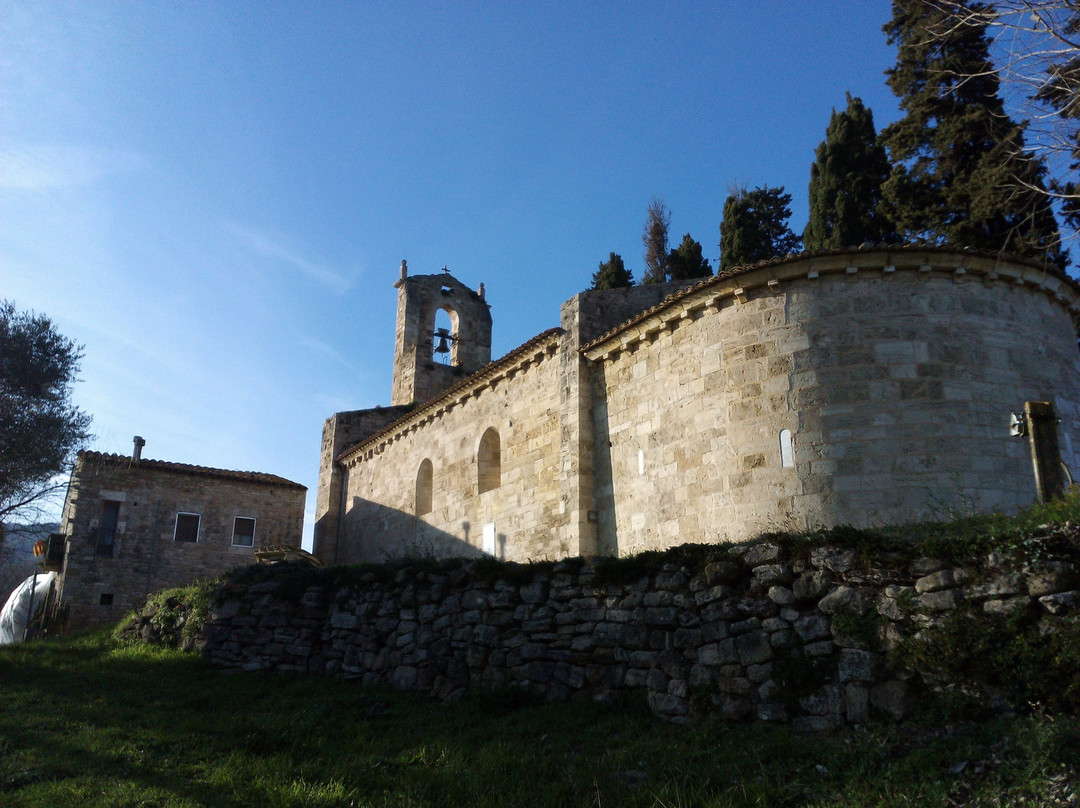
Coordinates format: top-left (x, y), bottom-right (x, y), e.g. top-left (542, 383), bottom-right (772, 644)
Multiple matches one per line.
top-left (641, 197), bottom-right (671, 285)
top-left (666, 233), bottom-right (712, 281)
top-left (0, 301), bottom-right (92, 521)
top-left (590, 252), bottom-right (634, 290)
top-left (804, 94), bottom-right (895, 250)
top-left (1030, 5), bottom-right (1080, 234)
top-left (718, 186), bottom-right (802, 273)
top-left (928, 1), bottom-right (1080, 240)
top-left (880, 0), bottom-right (1066, 268)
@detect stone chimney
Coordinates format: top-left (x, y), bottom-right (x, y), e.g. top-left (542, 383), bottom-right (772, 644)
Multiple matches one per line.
top-left (132, 436), bottom-right (146, 461)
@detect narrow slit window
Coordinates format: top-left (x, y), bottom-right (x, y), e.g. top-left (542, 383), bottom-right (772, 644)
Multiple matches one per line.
top-left (779, 429), bottom-right (795, 469)
top-left (174, 512), bottom-right (201, 543)
top-left (232, 516), bottom-right (256, 547)
top-left (96, 500), bottom-right (120, 557)
top-left (477, 428), bottom-right (501, 493)
top-left (416, 459), bottom-right (433, 515)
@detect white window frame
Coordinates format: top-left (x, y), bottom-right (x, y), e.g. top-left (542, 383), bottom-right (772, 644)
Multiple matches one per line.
top-left (232, 516), bottom-right (257, 547)
top-left (174, 512), bottom-right (201, 543)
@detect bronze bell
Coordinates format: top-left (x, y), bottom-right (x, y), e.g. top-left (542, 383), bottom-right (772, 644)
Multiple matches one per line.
top-left (434, 328), bottom-right (451, 354)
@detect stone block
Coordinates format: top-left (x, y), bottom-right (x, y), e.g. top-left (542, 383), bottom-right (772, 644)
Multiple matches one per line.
top-left (1039, 590), bottom-right (1079, 615)
top-left (768, 586), bottom-right (796, 606)
top-left (793, 571), bottom-right (833, 601)
top-left (809, 546), bottom-right (856, 573)
top-left (1026, 562), bottom-right (1080, 597)
top-left (915, 568), bottom-right (969, 594)
top-left (704, 560), bottom-right (745, 586)
top-left (794, 614), bottom-right (830, 643)
top-left (982, 596), bottom-right (1032, 615)
top-left (736, 631), bottom-right (773, 666)
top-left (838, 649), bottom-right (876, 682)
top-left (742, 542), bottom-right (780, 566)
top-left (911, 589), bottom-right (962, 613)
top-left (818, 586), bottom-right (872, 616)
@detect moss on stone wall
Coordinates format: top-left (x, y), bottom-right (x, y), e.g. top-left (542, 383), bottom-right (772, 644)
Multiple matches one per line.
top-left (129, 489), bottom-right (1080, 725)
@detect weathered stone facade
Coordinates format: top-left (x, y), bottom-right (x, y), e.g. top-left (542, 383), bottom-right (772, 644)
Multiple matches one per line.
top-left (201, 534), bottom-right (1080, 725)
top-left (316, 247), bottom-right (1080, 565)
top-left (58, 450), bottom-right (306, 631)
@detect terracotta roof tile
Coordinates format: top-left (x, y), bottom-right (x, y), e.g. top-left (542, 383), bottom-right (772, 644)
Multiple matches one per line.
top-left (338, 328), bottom-right (563, 463)
top-left (76, 451), bottom-right (306, 489)
top-left (580, 243), bottom-right (1080, 353)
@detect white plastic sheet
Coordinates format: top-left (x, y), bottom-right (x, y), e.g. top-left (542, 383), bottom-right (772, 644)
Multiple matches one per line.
top-left (0, 571), bottom-right (56, 645)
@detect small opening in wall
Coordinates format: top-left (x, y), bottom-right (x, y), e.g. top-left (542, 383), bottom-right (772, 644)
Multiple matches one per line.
top-left (478, 428), bottom-right (501, 493)
top-left (416, 459), bottom-right (433, 515)
top-left (779, 429), bottom-right (795, 468)
top-left (99, 593), bottom-right (114, 606)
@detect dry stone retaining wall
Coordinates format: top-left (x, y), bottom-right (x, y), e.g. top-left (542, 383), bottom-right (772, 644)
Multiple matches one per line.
top-left (202, 538), bottom-right (1080, 726)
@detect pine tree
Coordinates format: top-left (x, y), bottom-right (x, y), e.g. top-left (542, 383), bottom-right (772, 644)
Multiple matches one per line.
top-left (667, 233), bottom-right (712, 281)
top-left (718, 186), bottom-right (802, 273)
top-left (880, 0), bottom-right (1065, 268)
top-left (804, 93), bottom-right (894, 251)
top-left (642, 197), bottom-right (671, 285)
top-left (591, 252), bottom-right (635, 290)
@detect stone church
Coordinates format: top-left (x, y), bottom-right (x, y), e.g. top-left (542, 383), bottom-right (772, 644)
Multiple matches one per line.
top-left (314, 246), bottom-right (1080, 566)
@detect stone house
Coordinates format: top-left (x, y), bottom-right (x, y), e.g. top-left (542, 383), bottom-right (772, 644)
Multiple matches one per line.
top-left (315, 246), bottom-right (1080, 566)
top-left (58, 444), bottom-right (306, 631)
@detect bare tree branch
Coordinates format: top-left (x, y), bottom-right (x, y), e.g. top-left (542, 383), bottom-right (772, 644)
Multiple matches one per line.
top-left (919, 1), bottom-right (1080, 243)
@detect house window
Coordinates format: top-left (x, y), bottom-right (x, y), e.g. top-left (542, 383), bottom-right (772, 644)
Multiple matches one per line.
top-left (99, 593), bottom-right (114, 606)
top-left (232, 516), bottom-right (256, 547)
top-left (416, 459), bottom-right (433, 515)
top-left (174, 512), bottom-right (201, 543)
top-left (96, 500), bottom-right (120, 556)
top-left (477, 427), bottom-right (501, 494)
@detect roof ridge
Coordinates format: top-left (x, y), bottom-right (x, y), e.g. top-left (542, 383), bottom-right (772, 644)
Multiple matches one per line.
top-left (579, 243), bottom-right (1079, 353)
top-left (337, 327), bottom-right (564, 463)
top-left (76, 450), bottom-right (306, 489)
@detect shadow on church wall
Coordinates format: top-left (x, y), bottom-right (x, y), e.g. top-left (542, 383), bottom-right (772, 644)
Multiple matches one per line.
top-left (340, 497), bottom-right (507, 564)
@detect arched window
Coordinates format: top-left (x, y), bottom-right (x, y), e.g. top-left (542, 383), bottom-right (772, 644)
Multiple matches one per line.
top-left (477, 428), bottom-right (501, 494)
top-left (779, 429), bottom-right (795, 468)
top-left (416, 459), bottom-right (433, 515)
top-left (432, 307), bottom-right (460, 365)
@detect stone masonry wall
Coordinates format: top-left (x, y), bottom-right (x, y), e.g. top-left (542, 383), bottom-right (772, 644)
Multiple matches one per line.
top-left (588, 256), bottom-right (1080, 556)
top-left (203, 536), bottom-right (1080, 727)
top-left (314, 407), bottom-right (412, 564)
top-left (61, 458), bottom-right (305, 632)
top-left (337, 336), bottom-right (569, 564)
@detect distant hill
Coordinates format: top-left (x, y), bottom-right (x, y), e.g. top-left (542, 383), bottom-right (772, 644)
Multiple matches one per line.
top-left (1, 523), bottom-right (59, 603)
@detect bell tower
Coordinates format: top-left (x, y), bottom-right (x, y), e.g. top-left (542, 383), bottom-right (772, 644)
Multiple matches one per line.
top-left (391, 260), bottom-right (492, 406)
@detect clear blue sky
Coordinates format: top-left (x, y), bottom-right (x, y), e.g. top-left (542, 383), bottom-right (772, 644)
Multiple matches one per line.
top-left (2, 2), bottom-right (906, 545)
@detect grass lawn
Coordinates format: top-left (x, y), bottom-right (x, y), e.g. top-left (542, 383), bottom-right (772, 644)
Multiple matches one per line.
top-left (1, 632), bottom-right (1078, 807)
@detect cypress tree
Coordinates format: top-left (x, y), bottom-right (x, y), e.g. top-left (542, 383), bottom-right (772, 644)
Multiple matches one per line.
top-left (718, 186), bottom-right (802, 273)
top-left (880, 0), bottom-right (1065, 268)
top-left (591, 252), bottom-right (634, 290)
top-left (642, 198), bottom-right (671, 285)
top-left (667, 233), bottom-right (712, 281)
top-left (804, 93), bottom-right (894, 251)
